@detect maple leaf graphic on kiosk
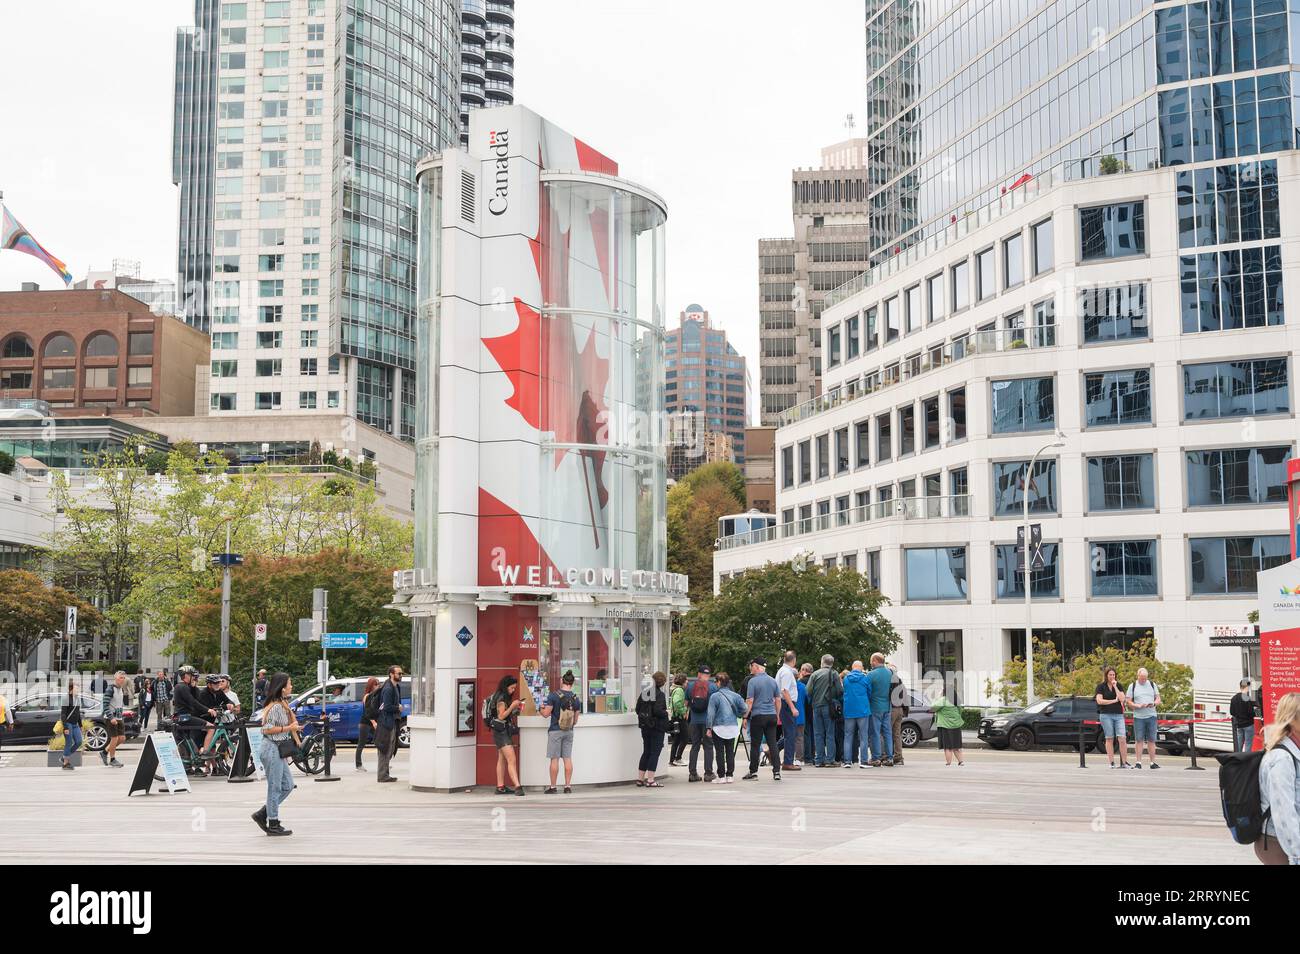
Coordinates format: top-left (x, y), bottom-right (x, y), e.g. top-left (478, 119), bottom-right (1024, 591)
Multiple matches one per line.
top-left (483, 299), bottom-right (611, 547)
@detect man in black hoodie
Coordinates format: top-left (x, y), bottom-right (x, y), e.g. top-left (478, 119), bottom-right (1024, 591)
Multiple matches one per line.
top-left (1230, 678), bottom-right (1262, 752)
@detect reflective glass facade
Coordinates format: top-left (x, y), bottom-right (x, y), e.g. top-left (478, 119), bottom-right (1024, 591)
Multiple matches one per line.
top-left (864, 0), bottom-right (1300, 260)
top-left (866, 0), bottom-right (1160, 257)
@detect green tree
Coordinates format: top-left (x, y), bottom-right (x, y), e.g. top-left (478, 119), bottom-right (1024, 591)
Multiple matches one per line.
top-left (667, 460), bottom-right (746, 603)
top-left (173, 550), bottom-right (410, 691)
top-left (0, 570), bottom-right (101, 673)
top-left (0, 449), bottom-right (15, 475)
top-left (987, 637), bottom-right (1193, 712)
top-left (673, 562), bottom-right (898, 677)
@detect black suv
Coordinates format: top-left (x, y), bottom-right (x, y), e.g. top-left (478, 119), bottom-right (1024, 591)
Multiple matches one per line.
top-left (978, 695), bottom-right (1132, 752)
top-left (6, 688), bottom-right (142, 752)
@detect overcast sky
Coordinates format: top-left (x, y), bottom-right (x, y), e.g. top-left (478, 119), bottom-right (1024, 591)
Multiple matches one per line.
top-left (0, 1), bottom-right (864, 400)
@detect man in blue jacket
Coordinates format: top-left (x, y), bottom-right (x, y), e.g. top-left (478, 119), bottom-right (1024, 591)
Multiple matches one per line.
top-left (867, 653), bottom-right (894, 767)
top-left (841, 661), bottom-right (871, 767)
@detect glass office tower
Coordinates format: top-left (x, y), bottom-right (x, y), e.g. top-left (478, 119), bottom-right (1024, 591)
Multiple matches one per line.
top-left (865, 0), bottom-right (1297, 262)
top-left (172, 0), bottom-right (460, 438)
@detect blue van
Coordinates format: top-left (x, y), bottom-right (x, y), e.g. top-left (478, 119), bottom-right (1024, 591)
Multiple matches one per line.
top-left (290, 676), bottom-right (411, 747)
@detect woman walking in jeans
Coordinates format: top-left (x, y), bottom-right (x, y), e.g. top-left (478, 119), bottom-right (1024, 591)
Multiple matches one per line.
top-left (58, 679), bottom-right (84, 771)
top-left (253, 672), bottom-right (300, 836)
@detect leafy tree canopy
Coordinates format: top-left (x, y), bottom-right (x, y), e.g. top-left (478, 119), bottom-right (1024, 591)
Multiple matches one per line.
top-left (673, 562), bottom-right (898, 678)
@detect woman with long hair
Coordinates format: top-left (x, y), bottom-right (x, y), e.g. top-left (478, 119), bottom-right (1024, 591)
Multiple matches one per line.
top-left (252, 672), bottom-right (300, 836)
top-left (356, 676), bottom-right (380, 772)
top-left (491, 674), bottom-right (525, 795)
top-left (58, 679), bottom-right (84, 771)
top-left (1257, 691), bottom-right (1300, 865)
top-left (635, 671), bottom-right (670, 787)
top-left (1094, 666), bottom-right (1129, 769)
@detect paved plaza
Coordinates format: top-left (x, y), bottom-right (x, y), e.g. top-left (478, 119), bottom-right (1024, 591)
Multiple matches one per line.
top-left (0, 739), bottom-right (1251, 864)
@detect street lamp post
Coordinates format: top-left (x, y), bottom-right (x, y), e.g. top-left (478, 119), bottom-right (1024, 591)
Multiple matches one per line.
top-left (1023, 431), bottom-right (1066, 706)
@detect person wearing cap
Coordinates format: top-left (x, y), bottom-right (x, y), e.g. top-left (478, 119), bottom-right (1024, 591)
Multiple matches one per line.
top-left (1231, 678), bottom-right (1262, 752)
top-left (685, 665), bottom-right (718, 782)
top-left (197, 673), bottom-right (234, 754)
top-left (742, 657), bottom-right (781, 781)
top-left (172, 665), bottom-right (216, 754)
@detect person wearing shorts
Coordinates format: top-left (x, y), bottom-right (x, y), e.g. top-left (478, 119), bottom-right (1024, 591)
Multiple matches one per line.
top-left (491, 675), bottom-right (525, 796)
top-left (101, 671), bottom-right (130, 768)
top-left (1095, 667), bottom-right (1130, 768)
top-left (540, 672), bottom-right (579, 794)
top-left (1127, 668), bottom-right (1161, 769)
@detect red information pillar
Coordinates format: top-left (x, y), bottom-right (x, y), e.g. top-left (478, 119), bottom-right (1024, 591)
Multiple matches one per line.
top-left (1255, 462), bottom-right (1300, 726)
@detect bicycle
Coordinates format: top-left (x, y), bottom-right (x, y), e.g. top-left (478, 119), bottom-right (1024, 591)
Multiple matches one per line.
top-left (154, 716), bottom-right (224, 781)
top-left (290, 720), bottom-right (337, 775)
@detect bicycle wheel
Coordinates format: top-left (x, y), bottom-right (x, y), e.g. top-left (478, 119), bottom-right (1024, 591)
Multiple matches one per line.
top-left (294, 737), bottom-right (325, 775)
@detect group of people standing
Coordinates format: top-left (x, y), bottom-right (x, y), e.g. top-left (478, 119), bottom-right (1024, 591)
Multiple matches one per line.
top-left (658, 650), bottom-right (967, 783)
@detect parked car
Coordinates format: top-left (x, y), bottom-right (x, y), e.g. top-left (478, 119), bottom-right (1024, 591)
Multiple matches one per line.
top-left (290, 676), bottom-right (412, 747)
top-left (978, 695), bottom-right (1132, 752)
top-left (6, 688), bottom-right (142, 752)
top-left (898, 691), bottom-right (937, 748)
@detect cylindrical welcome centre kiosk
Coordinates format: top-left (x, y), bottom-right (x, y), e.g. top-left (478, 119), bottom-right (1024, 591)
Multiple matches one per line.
top-left (393, 105), bottom-right (688, 790)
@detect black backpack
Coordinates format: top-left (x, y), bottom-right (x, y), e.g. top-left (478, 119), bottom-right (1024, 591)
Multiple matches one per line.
top-left (1216, 747), bottom-right (1299, 845)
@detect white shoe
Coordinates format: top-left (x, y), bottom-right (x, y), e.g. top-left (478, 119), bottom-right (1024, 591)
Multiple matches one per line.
top-left (841, 762), bottom-right (853, 769)
top-left (858, 761), bottom-right (869, 769)
top-left (793, 760), bottom-right (803, 767)
top-left (710, 776), bottom-right (726, 784)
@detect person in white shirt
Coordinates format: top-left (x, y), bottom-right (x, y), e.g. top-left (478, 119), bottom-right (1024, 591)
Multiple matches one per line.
top-left (1126, 668), bottom-right (1161, 769)
top-left (776, 650), bottom-right (801, 771)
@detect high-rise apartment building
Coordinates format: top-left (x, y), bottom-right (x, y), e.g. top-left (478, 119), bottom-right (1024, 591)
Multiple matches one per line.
top-left (172, 0), bottom-right (462, 439)
top-left (458, 0), bottom-right (515, 147)
top-left (719, 1), bottom-right (1300, 718)
top-left (758, 139), bottom-right (870, 425)
top-left (665, 304), bottom-right (749, 464)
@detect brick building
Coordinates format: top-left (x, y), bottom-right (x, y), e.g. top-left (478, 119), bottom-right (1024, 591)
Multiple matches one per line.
top-left (0, 289), bottom-right (209, 417)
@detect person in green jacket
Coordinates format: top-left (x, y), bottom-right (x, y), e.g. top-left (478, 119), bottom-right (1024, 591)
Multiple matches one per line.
top-left (667, 674), bottom-right (689, 766)
top-left (931, 691), bottom-right (966, 765)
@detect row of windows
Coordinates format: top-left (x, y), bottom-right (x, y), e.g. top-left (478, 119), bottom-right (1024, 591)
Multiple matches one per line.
top-left (2, 366), bottom-right (153, 390)
top-left (210, 390), bottom-right (341, 412)
top-left (796, 358), bottom-right (1288, 472)
top-left (1, 331), bottom-right (153, 360)
top-left (902, 534), bottom-right (1290, 603)
top-left (824, 217), bottom-right (1055, 370)
top-left (780, 445), bottom-right (1291, 525)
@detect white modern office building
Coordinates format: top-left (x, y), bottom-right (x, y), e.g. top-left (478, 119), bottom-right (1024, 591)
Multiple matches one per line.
top-left (717, 151), bottom-right (1299, 705)
top-left (719, 0), bottom-right (1300, 705)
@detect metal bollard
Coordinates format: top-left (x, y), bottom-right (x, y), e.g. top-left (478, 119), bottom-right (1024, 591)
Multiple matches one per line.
top-left (1078, 720), bottom-right (1087, 768)
top-left (1185, 719), bottom-right (1204, 771)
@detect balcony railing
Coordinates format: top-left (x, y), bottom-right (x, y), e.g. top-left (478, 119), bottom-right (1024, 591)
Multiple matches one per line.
top-left (717, 494), bottom-right (973, 551)
top-left (823, 147), bottom-right (1162, 310)
top-left (780, 324), bottom-right (1057, 426)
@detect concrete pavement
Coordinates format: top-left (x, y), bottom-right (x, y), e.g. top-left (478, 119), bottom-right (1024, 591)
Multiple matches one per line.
top-left (0, 740), bottom-right (1251, 864)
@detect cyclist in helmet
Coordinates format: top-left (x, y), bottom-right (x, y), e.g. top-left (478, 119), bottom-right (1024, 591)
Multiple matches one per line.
top-left (172, 666), bottom-right (217, 753)
top-left (197, 674), bottom-right (234, 754)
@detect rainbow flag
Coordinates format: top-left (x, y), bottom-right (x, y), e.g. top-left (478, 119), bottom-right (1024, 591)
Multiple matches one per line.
top-left (2, 203), bottom-right (71, 285)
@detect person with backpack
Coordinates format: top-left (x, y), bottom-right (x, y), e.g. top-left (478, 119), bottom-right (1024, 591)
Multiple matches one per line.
top-left (1257, 691), bottom-right (1300, 864)
top-left (667, 674), bottom-right (689, 766)
top-left (356, 676), bottom-right (380, 772)
top-left (635, 671), bottom-right (670, 787)
top-left (1231, 678), bottom-right (1262, 753)
top-left (487, 674), bottom-right (525, 796)
top-left (887, 662), bottom-right (908, 766)
top-left (541, 671), bottom-right (581, 793)
top-left (1126, 667), bottom-right (1161, 769)
top-left (685, 665), bottom-right (718, 782)
top-left (806, 655), bottom-right (842, 767)
top-left (707, 671), bottom-right (747, 783)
